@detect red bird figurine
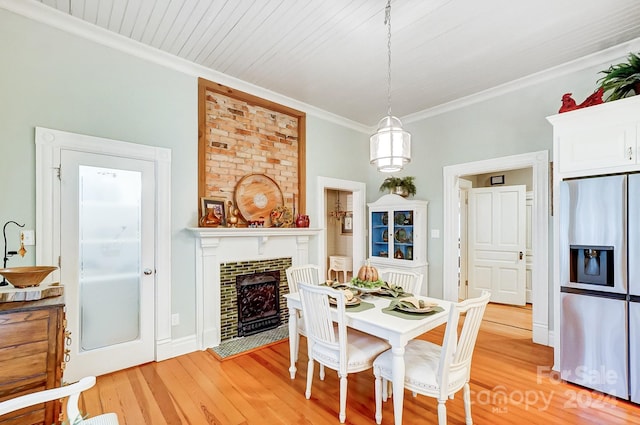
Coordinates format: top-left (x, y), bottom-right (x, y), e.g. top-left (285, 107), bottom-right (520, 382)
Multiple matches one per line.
top-left (559, 88), bottom-right (604, 113)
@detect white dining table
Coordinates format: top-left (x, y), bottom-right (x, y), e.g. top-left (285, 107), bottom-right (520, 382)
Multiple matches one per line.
top-left (284, 292), bottom-right (452, 425)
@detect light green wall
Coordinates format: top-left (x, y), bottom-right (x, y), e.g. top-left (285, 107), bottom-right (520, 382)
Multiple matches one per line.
top-left (1, 6), bottom-right (632, 340)
top-left (387, 59), bottom-right (619, 326)
top-left (0, 8), bottom-right (368, 340)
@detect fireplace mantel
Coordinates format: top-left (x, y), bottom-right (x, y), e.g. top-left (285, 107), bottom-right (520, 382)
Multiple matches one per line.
top-left (189, 227), bottom-right (321, 254)
top-left (188, 227), bottom-right (322, 349)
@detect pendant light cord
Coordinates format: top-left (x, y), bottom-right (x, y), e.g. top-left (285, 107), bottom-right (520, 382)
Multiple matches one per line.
top-left (384, 0), bottom-right (392, 117)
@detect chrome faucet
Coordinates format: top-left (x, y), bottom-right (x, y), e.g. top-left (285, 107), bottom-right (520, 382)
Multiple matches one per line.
top-left (2, 221), bottom-right (25, 286)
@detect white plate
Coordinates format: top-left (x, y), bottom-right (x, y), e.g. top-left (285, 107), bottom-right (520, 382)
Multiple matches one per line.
top-left (395, 304), bottom-right (436, 314)
top-left (395, 303), bottom-right (438, 314)
top-left (329, 296), bottom-right (361, 306)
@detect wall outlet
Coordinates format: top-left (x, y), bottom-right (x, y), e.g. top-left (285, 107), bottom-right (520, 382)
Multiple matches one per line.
top-left (171, 314), bottom-right (180, 326)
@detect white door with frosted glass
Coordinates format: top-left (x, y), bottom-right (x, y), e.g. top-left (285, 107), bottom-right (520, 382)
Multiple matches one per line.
top-left (60, 150), bottom-right (155, 381)
top-left (468, 185), bottom-right (526, 305)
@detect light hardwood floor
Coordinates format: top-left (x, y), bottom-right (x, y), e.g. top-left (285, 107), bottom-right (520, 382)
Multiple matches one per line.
top-left (77, 303), bottom-right (640, 424)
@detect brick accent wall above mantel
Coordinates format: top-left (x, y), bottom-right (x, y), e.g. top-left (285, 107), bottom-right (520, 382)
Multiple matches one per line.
top-left (198, 78), bottom-right (307, 220)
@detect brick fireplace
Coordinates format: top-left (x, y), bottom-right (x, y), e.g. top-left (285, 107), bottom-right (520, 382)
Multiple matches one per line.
top-left (189, 227), bottom-right (320, 349)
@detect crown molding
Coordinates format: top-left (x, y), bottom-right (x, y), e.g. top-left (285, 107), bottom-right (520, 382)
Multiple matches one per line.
top-left (4, 0), bottom-right (639, 132)
top-left (402, 37), bottom-right (640, 124)
top-left (0, 0), bottom-right (371, 134)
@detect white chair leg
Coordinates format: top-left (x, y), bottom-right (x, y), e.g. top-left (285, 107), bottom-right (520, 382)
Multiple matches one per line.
top-left (437, 399), bottom-right (448, 425)
top-left (381, 378), bottom-right (388, 401)
top-left (463, 382), bottom-right (473, 425)
top-left (294, 332), bottom-right (300, 362)
top-left (320, 364), bottom-right (325, 380)
top-left (305, 359), bottom-right (314, 399)
top-left (339, 374), bottom-right (347, 423)
top-left (374, 371), bottom-right (383, 424)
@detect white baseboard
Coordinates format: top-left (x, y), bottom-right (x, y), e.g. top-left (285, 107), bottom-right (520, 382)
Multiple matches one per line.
top-left (532, 323), bottom-right (550, 346)
top-left (156, 335), bottom-right (199, 361)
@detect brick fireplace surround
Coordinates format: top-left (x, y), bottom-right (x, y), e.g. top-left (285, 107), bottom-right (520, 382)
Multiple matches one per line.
top-left (189, 227), bottom-right (320, 349)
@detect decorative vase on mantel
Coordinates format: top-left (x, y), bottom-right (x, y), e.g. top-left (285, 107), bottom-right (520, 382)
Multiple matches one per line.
top-left (200, 207), bottom-right (221, 227)
top-left (295, 214), bottom-right (309, 228)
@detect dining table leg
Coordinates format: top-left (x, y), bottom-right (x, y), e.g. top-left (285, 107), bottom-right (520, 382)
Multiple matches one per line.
top-left (391, 345), bottom-right (406, 425)
top-left (288, 307), bottom-right (298, 379)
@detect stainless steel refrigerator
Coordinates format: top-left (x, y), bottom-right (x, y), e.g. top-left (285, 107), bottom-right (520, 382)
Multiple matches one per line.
top-left (560, 173), bottom-right (640, 402)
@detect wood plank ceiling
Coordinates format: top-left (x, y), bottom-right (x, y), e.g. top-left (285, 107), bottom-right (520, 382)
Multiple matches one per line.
top-left (35, 0), bottom-right (640, 126)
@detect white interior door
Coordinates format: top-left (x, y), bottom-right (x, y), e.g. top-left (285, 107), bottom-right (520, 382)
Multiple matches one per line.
top-left (468, 185), bottom-right (526, 305)
top-left (60, 150), bottom-right (156, 381)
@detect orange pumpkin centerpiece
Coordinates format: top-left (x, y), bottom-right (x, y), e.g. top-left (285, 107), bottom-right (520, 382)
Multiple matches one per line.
top-left (357, 262), bottom-right (379, 282)
top-left (351, 261), bottom-right (384, 289)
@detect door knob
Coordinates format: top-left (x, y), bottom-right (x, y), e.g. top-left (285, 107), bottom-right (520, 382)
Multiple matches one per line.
top-left (143, 268), bottom-right (153, 275)
top-left (519, 252), bottom-right (523, 260)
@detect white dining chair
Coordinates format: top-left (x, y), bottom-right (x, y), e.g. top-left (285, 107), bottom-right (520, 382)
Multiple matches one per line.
top-left (378, 268), bottom-right (423, 295)
top-left (0, 376), bottom-right (120, 425)
top-left (286, 264), bottom-right (322, 293)
top-left (373, 291), bottom-right (490, 425)
top-left (298, 282), bottom-right (391, 423)
top-left (285, 264), bottom-right (324, 375)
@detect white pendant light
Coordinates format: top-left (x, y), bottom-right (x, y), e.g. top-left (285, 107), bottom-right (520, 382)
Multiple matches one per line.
top-left (370, 0), bottom-right (411, 173)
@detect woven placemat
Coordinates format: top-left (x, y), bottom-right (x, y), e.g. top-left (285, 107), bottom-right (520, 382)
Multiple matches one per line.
top-left (345, 300), bottom-right (375, 313)
top-left (331, 300), bottom-right (375, 313)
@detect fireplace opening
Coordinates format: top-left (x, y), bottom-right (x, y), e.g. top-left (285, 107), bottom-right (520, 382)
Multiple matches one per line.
top-left (236, 271), bottom-right (281, 337)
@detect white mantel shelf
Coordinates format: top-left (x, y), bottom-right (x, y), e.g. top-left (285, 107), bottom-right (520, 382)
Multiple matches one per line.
top-left (187, 226), bottom-right (322, 349)
top-left (188, 227), bottom-right (321, 237)
top-left (188, 227), bottom-right (322, 255)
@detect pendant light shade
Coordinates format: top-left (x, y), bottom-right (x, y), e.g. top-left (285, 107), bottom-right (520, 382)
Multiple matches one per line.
top-left (370, 115), bottom-right (411, 173)
top-left (370, 0), bottom-right (411, 173)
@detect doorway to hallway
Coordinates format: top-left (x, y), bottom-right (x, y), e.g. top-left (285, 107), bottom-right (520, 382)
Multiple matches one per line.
top-left (443, 150), bottom-right (550, 346)
top-left (316, 177), bottom-right (366, 282)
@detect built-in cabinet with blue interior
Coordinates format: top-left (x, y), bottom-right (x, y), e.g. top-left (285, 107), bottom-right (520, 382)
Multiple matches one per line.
top-left (368, 194), bottom-right (428, 294)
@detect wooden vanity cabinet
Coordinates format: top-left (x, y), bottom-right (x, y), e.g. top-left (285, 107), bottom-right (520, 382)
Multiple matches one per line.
top-left (0, 297), bottom-right (65, 425)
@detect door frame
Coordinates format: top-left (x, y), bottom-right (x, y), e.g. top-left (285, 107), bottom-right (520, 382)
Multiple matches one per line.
top-left (458, 178), bottom-right (472, 300)
top-left (316, 177), bottom-right (366, 278)
top-left (443, 150), bottom-right (549, 345)
top-left (35, 127), bottom-right (173, 361)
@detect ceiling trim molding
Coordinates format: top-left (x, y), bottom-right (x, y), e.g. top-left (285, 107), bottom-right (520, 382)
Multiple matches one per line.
top-left (4, 1), bottom-right (640, 133)
top-left (403, 37), bottom-right (640, 124)
top-left (0, 0), bottom-right (371, 134)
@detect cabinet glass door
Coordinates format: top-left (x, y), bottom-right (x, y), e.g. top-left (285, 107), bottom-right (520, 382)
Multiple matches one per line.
top-left (371, 211), bottom-right (390, 258)
top-left (392, 209), bottom-right (414, 261)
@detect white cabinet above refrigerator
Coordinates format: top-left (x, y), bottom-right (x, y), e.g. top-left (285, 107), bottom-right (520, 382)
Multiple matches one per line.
top-left (548, 95), bottom-right (640, 178)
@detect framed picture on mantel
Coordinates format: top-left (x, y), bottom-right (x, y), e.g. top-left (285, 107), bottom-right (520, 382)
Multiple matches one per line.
top-left (200, 197), bottom-right (226, 226)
